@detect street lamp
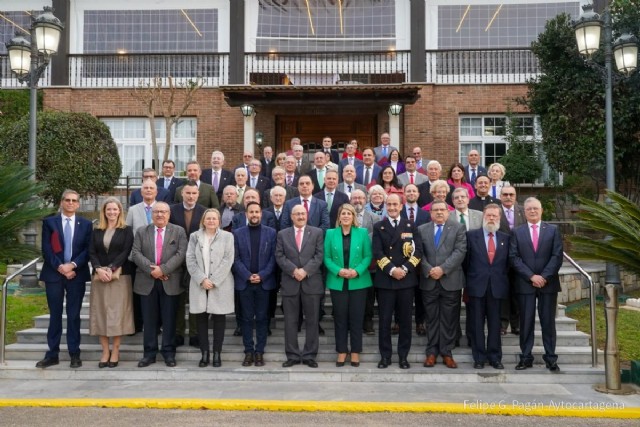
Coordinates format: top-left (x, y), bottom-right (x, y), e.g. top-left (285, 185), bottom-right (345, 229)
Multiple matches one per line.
top-left (6, 7), bottom-right (64, 180)
top-left (6, 8), bottom-right (63, 289)
top-left (573, 3), bottom-right (638, 395)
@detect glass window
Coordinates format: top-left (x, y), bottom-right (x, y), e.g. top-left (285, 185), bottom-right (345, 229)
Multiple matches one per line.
top-left (0, 11), bottom-right (32, 55)
top-left (256, 0), bottom-right (396, 52)
top-left (459, 117), bottom-right (482, 137)
top-left (174, 118), bottom-right (197, 139)
top-left (483, 117), bottom-right (506, 136)
top-left (118, 144), bottom-right (145, 178)
top-left (124, 120), bottom-right (146, 139)
top-left (511, 116), bottom-right (535, 136)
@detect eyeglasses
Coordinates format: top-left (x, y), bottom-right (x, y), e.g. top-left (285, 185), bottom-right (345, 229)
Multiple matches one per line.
top-left (63, 198), bottom-right (79, 203)
top-left (143, 175), bottom-right (155, 179)
top-left (502, 193), bottom-right (515, 196)
top-left (153, 210), bottom-right (169, 215)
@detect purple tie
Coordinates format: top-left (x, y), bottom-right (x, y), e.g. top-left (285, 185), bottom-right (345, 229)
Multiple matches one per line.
top-left (213, 171), bottom-right (219, 192)
top-left (155, 228), bottom-right (163, 265)
top-left (531, 224), bottom-right (539, 252)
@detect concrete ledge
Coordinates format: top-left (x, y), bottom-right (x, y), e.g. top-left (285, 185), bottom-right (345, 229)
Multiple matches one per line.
top-left (0, 398), bottom-right (637, 418)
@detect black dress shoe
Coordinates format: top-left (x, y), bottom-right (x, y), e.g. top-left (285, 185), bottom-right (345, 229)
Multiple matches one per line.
top-left (302, 359), bottom-right (318, 368)
top-left (242, 352), bottom-right (254, 367)
top-left (545, 361), bottom-right (560, 372)
top-left (473, 362), bottom-right (485, 369)
top-left (282, 359), bottom-right (301, 367)
top-left (490, 361), bottom-right (504, 370)
top-left (138, 357), bottom-right (156, 368)
top-left (199, 351), bottom-right (210, 368)
top-left (515, 360), bottom-right (532, 370)
top-left (416, 324), bottom-right (427, 336)
top-left (511, 329), bottom-right (520, 336)
top-left (174, 335), bottom-right (185, 347)
top-left (318, 326), bottom-right (325, 336)
top-left (70, 355), bottom-right (82, 369)
top-left (189, 336), bottom-right (200, 348)
top-left (268, 328), bottom-right (272, 336)
top-left (254, 353), bottom-right (265, 367)
top-left (165, 357), bottom-right (177, 367)
top-left (36, 357), bottom-right (59, 369)
top-left (212, 352), bottom-right (222, 367)
top-left (399, 359), bottom-right (410, 369)
top-left (233, 327), bottom-right (242, 336)
top-left (377, 357), bottom-right (391, 369)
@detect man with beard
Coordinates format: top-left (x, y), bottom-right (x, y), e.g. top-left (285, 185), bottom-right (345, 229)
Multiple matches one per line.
top-left (465, 204), bottom-right (510, 369)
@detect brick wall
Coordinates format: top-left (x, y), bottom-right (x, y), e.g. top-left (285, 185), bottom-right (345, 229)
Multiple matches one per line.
top-left (43, 83), bottom-right (529, 169)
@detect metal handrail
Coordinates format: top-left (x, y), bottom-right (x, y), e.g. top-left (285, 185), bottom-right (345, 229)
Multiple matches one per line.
top-left (563, 252), bottom-right (598, 367)
top-left (0, 257), bottom-right (40, 365)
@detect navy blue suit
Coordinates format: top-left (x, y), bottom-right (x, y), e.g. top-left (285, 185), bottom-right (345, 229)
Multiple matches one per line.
top-left (231, 210), bottom-right (277, 231)
top-left (130, 186), bottom-right (172, 206)
top-left (314, 189), bottom-right (350, 228)
top-left (465, 228), bottom-right (510, 364)
top-left (509, 221), bottom-right (563, 365)
top-left (355, 163), bottom-right (382, 186)
top-left (233, 224), bottom-right (277, 354)
top-left (201, 168), bottom-right (236, 202)
top-left (157, 177), bottom-right (185, 202)
top-left (400, 205), bottom-right (431, 227)
top-left (40, 214), bottom-right (93, 359)
top-left (280, 197), bottom-right (330, 231)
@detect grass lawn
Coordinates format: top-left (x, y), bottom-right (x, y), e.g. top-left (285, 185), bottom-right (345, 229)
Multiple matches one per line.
top-left (567, 289), bottom-right (640, 366)
top-left (3, 294), bottom-right (49, 344)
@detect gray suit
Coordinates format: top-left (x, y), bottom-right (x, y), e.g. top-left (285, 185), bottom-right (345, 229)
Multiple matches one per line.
top-left (275, 226), bottom-right (325, 362)
top-left (453, 209), bottom-right (483, 231)
top-left (357, 209), bottom-right (382, 237)
top-left (417, 219), bottom-right (467, 357)
top-left (126, 201), bottom-right (154, 233)
top-left (374, 145), bottom-right (399, 162)
top-left (337, 182), bottom-right (366, 199)
top-left (397, 171), bottom-right (428, 187)
top-left (131, 223), bottom-right (188, 360)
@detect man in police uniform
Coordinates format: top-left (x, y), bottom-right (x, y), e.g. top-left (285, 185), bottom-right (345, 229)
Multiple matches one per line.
top-left (372, 193), bottom-right (422, 369)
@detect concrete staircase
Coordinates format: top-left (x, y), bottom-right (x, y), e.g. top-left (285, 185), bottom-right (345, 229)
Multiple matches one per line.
top-left (1, 283), bottom-right (605, 384)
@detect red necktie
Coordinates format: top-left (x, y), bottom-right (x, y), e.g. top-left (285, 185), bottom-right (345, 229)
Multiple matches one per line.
top-left (410, 173), bottom-right (414, 184)
top-left (488, 232), bottom-right (495, 264)
top-left (303, 199), bottom-right (309, 214)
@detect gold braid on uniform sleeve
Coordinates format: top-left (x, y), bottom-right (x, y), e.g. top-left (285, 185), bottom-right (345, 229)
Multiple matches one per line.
top-left (377, 257), bottom-right (391, 270)
top-left (408, 256), bottom-right (420, 268)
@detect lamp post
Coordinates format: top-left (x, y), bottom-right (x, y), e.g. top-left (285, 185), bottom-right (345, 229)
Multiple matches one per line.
top-left (6, 7), bottom-right (63, 288)
top-left (573, 3), bottom-right (638, 395)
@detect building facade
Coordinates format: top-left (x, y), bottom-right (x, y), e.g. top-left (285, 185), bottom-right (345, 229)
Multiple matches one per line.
top-left (1, 0), bottom-right (587, 178)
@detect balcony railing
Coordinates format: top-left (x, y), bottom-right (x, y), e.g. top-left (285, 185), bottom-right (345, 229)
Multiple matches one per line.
top-left (426, 48), bottom-right (540, 84)
top-left (245, 50), bottom-right (411, 85)
top-left (0, 55), bottom-right (51, 88)
top-left (3, 49), bottom-right (541, 89)
top-left (68, 53), bottom-right (229, 88)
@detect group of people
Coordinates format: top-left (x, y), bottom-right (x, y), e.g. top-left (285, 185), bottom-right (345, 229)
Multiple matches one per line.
top-left (35, 134), bottom-right (563, 373)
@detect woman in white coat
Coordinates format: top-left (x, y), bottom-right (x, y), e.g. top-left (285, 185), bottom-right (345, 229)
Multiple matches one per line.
top-left (186, 208), bottom-right (235, 368)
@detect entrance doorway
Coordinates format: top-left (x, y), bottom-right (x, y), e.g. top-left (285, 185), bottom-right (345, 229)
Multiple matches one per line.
top-left (277, 115), bottom-right (376, 156)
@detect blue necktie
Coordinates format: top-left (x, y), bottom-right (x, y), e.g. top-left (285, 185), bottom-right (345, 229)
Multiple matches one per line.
top-left (434, 224), bottom-right (442, 247)
top-left (145, 206), bottom-right (152, 224)
top-left (471, 169), bottom-right (477, 185)
top-left (64, 218), bottom-right (73, 263)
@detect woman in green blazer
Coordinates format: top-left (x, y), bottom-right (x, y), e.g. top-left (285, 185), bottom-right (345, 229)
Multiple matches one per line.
top-left (324, 203), bottom-right (373, 367)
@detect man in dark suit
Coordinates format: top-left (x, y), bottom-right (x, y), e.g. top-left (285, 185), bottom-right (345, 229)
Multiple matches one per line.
top-left (465, 204), bottom-right (511, 370)
top-left (36, 189), bottom-right (92, 369)
top-left (232, 202), bottom-right (277, 367)
top-left (321, 136), bottom-right (340, 165)
top-left (356, 148), bottom-right (381, 186)
top-left (372, 194), bottom-right (422, 369)
top-left (131, 202), bottom-right (188, 368)
top-left (262, 166), bottom-right (299, 208)
top-left (464, 149), bottom-right (487, 187)
top-left (157, 160), bottom-right (185, 202)
top-left (260, 146), bottom-right (276, 178)
top-left (313, 169), bottom-right (349, 227)
top-left (500, 185), bottom-right (526, 335)
top-left (130, 168), bottom-right (172, 206)
top-left (174, 161), bottom-right (220, 209)
top-left (417, 200), bottom-right (467, 369)
top-left (292, 145), bottom-right (311, 175)
top-left (220, 184), bottom-right (244, 231)
top-left (275, 204), bottom-right (325, 368)
top-left (201, 150), bottom-right (236, 203)
top-left (281, 175), bottom-right (330, 231)
top-left (236, 151), bottom-right (253, 172)
top-left (248, 159), bottom-right (272, 195)
top-left (231, 188), bottom-right (277, 230)
top-left (283, 156), bottom-right (301, 187)
top-left (510, 197), bottom-right (563, 372)
top-left (338, 141), bottom-right (363, 178)
top-left (416, 161), bottom-right (455, 207)
top-left (169, 181), bottom-right (206, 348)
top-left (307, 151), bottom-right (328, 193)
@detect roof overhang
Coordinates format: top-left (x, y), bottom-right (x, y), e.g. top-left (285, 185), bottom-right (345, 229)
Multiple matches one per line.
top-left (221, 84), bottom-right (422, 107)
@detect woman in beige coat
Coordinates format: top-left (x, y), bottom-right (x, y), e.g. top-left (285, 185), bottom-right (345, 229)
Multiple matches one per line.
top-left (186, 208), bottom-right (235, 368)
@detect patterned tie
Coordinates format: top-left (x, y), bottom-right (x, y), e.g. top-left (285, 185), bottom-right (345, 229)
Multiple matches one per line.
top-left (295, 228), bottom-right (303, 251)
top-left (471, 168), bottom-right (477, 185)
top-left (434, 224), bottom-right (443, 247)
top-left (155, 228), bottom-right (163, 265)
top-left (531, 224), bottom-right (539, 252)
top-left (275, 209), bottom-right (281, 220)
top-left (237, 187), bottom-right (244, 203)
top-left (488, 232), bottom-right (496, 264)
top-left (303, 199), bottom-right (309, 214)
top-left (63, 218), bottom-right (72, 263)
top-left (506, 208), bottom-right (514, 230)
top-left (326, 192), bottom-right (333, 211)
top-left (459, 212), bottom-right (466, 226)
top-left (364, 167), bottom-right (371, 186)
top-left (287, 175), bottom-right (293, 186)
top-left (145, 206), bottom-right (152, 224)
top-left (409, 207), bottom-right (415, 224)
top-left (213, 171), bottom-right (219, 192)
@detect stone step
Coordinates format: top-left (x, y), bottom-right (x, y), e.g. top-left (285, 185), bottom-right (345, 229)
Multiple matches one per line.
top-left (31, 313), bottom-right (579, 332)
top-left (4, 342), bottom-right (601, 366)
top-left (0, 360), bottom-right (605, 385)
top-left (15, 327), bottom-right (591, 348)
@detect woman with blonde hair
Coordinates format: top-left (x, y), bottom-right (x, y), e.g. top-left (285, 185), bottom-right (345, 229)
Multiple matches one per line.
top-left (275, 152), bottom-right (287, 167)
top-left (186, 208), bottom-right (235, 368)
top-left (324, 204), bottom-right (372, 367)
top-left (421, 180), bottom-right (455, 212)
top-left (89, 196), bottom-right (135, 368)
top-left (488, 162), bottom-right (510, 198)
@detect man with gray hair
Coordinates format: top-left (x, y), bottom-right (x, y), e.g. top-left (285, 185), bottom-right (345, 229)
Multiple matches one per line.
top-left (263, 166), bottom-right (299, 208)
top-left (202, 150), bottom-right (236, 202)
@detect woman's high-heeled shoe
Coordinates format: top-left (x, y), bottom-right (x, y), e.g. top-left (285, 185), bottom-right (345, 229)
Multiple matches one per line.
top-left (336, 353), bottom-right (347, 367)
top-left (108, 350), bottom-right (119, 368)
top-left (199, 351), bottom-right (210, 368)
top-left (99, 351), bottom-right (111, 368)
top-left (350, 353), bottom-right (360, 367)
